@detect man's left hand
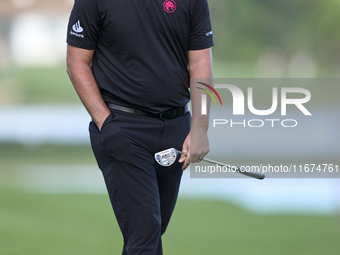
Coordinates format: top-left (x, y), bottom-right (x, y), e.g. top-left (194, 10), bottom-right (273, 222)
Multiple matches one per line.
top-left (179, 131), bottom-right (209, 170)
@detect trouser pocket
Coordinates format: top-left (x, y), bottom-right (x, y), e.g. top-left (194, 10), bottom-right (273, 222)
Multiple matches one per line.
top-left (99, 113), bottom-right (133, 163)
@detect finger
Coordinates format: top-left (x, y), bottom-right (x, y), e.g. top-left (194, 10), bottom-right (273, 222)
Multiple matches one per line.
top-left (178, 154), bottom-right (186, 163)
top-left (198, 153), bottom-right (206, 162)
top-left (192, 156), bottom-right (203, 163)
top-left (179, 150), bottom-right (189, 163)
top-left (182, 155), bottom-right (191, 170)
top-left (192, 150), bottom-right (209, 163)
top-left (190, 154), bottom-right (200, 163)
top-left (179, 142), bottom-right (189, 163)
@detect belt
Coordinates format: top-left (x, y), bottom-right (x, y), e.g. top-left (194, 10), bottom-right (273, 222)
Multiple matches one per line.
top-left (107, 103), bottom-right (189, 119)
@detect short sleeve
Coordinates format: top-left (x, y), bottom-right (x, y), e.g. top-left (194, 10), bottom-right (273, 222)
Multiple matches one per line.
top-left (189, 0), bottom-right (214, 51)
top-left (66, 0), bottom-right (102, 50)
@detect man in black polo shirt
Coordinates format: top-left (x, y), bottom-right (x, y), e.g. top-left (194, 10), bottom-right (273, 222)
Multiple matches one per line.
top-left (66, 0), bottom-right (213, 254)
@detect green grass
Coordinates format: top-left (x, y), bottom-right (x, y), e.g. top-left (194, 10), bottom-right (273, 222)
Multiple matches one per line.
top-left (0, 187), bottom-right (339, 255)
top-left (0, 187), bottom-right (121, 255)
top-left (0, 143), bottom-right (339, 254)
top-left (168, 199), bottom-right (340, 255)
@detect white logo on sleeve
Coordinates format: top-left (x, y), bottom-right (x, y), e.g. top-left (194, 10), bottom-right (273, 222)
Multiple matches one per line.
top-left (72, 20), bottom-right (83, 33)
top-left (70, 20), bottom-right (84, 38)
top-left (206, 31), bottom-right (213, 37)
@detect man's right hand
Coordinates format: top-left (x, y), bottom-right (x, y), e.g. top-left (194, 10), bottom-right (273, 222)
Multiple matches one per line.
top-left (94, 112), bottom-right (111, 132)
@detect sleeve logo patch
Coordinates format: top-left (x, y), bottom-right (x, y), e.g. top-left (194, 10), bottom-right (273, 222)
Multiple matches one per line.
top-left (72, 20), bottom-right (83, 33)
top-left (70, 20), bottom-right (84, 38)
top-left (163, 0), bottom-right (177, 13)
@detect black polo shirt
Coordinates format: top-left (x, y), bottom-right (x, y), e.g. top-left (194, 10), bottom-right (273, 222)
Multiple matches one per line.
top-left (67, 0), bottom-right (214, 113)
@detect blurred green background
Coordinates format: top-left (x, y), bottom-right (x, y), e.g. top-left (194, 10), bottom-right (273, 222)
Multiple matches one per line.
top-left (0, 0), bottom-right (340, 254)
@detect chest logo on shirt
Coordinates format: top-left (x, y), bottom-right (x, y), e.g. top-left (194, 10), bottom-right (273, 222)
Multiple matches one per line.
top-left (163, 0), bottom-right (177, 13)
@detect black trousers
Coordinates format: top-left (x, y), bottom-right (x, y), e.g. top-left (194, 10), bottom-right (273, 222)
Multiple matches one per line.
top-left (89, 109), bottom-right (190, 255)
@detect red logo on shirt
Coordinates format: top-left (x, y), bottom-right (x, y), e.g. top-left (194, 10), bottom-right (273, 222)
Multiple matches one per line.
top-left (163, 0), bottom-right (177, 13)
